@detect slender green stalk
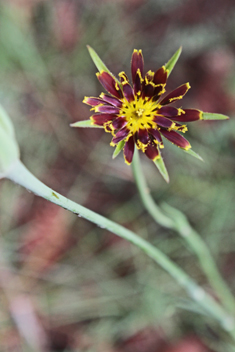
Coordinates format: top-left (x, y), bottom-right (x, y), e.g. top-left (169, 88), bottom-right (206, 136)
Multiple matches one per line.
top-left (132, 150), bottom-right (235, 314)
top-left (6, 160), bottom-right (235, 340)
top-left (130, 157), bottom-right (174, 229)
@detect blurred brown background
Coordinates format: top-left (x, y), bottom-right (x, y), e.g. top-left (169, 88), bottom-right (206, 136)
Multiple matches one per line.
top-left (0, 0), bottom-right (235, 351)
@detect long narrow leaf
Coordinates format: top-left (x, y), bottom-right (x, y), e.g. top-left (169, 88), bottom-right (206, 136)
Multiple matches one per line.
top-left (154, 150), bottom-right (169, 183)
top-left (70, 120), bottom-right (102, 128)
top-left (165, 47), bottom-right (182, 77)
top-left (202, 112), bottom-right (229, 120)
top-left (112, 140), bottom-right (125, 159)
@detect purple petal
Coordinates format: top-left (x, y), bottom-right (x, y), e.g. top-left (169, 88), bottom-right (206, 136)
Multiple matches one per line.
top-left (137, 128), bottom-right (149, 145)
top-left (112, 126), bottom-right (130, 144)
top-left (83, 97), bottom-right (106, 106)
top-left (133, 69), bottom-right (142, 95)
top-left (97, 71), bottom-right (123, 99)
top-left (157, 106), bottom-right (179, 117)
top-left (160, 129), bottom-right (191, 149)
top-left (144, 142), bottom-right (160, 161)
top-left (169, 109), bottom-right (202, 122)
top-left (153, 67), bottom-right (168, 85)
top-left (124, 136), bottom-right (135, 164)
top-left (100, 93), bottom-right (123, 107)
top-left (91, 114), bottom-right (116, 126)
top-left (160, 83), bottom-right (191, 106)
top-left (148, 128), bottom-right (163, 145)
top-left (131, 49), bottom-right (144, 83)
top-left (153, 115), bottom-right (175, 129)
top-left (112, 116), bottom-right (128, 130)
top-left (95, 105), bottom-right (120, 114)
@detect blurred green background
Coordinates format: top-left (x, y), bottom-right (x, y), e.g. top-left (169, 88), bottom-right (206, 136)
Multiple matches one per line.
top-left (0, 0), bottom-right (235, 351)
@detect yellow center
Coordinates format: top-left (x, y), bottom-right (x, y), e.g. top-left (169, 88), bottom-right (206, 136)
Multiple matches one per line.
top-left (120, 97), bottom-right (158, 134)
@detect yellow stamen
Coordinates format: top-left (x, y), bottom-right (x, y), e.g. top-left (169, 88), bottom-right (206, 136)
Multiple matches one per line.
top-left (136, 140), bottom-right (148, 152)
top-left (168, 122), bottom-right (176, 131)
top-left (136, 68), bottom-right (144, 82)
top-left (178, 108), bottom-right (185, 115)
top-left (118, 71), bottom-right (129, 84)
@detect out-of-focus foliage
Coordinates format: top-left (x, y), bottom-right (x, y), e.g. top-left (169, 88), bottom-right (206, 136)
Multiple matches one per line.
top-left (0, 0), bottom-right (235, 351)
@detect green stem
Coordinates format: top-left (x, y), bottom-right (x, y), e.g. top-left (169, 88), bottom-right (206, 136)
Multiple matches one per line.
top-left (6, 160), bottom-right (235, 339)
top-left (132, 150), bottom-right (235, 314)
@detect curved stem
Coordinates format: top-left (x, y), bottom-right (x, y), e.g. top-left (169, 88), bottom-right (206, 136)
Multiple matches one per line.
top-left (132, 150), bottom-right (235, 314)
top-left (6, 160), bottom-right (235, 340)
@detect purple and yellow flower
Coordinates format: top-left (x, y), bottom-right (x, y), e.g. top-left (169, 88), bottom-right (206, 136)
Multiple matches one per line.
top-left (71, 47), bottom-right (228, 181)
top-left (83, 49), bottom-right (203, 165)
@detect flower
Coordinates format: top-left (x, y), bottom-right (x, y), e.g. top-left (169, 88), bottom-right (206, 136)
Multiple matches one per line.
top-left (83, 49), bottom-right (203, 165)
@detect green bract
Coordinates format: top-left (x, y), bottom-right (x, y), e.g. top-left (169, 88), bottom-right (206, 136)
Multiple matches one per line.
top-left (0, 104), bottom-right (20, 178)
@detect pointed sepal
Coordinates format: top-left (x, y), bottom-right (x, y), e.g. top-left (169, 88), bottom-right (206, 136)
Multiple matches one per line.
top-left (201, 112), bottom-right (229, 120)
top-left (154, 149), bottom-right (169, 183)
top-left (165, 47), bottom-right (182, 77)
top-left (112, 140), bottom-right (125, 159)
top-left (182, 148), bottom-right (203, 161)
top-left (70, 120), bottom-right (103, 128)
top-left (87, 46), bottom-right (113, 75)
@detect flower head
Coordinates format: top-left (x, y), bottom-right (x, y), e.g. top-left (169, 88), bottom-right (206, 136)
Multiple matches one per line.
top-left (83, 49), bottom-right (203, 165)
top-left (71, 47), bottom-right (228, 181)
